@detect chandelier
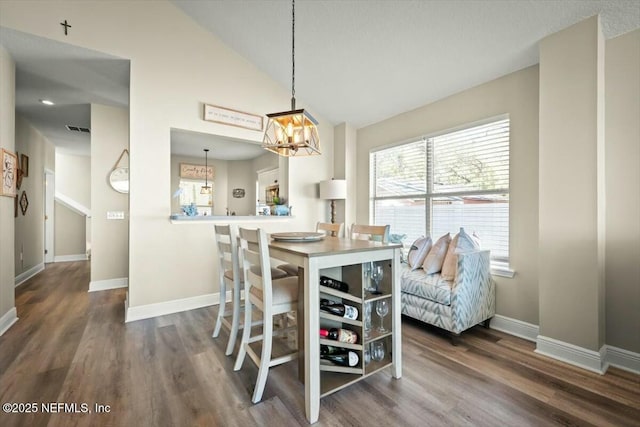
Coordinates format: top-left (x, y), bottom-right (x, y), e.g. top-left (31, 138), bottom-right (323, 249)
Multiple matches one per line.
top-left (262, 0), bottom-right (320, 157)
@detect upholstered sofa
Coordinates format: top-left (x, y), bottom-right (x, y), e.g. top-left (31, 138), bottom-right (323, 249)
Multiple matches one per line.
top-left (400, 249), bottom-right (495, 340)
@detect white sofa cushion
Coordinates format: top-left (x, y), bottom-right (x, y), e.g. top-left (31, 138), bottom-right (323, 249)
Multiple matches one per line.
top-left (407, 236), bottom-right (432, 270)
top-left (422, 233), bottom-right (451, 274)
top-left (401, 265), bottom-right (452, 305)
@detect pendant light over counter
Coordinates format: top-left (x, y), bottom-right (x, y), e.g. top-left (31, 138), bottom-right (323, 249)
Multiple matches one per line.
top-left (262, 0), bottom-right (320, 157)
top-left (200, 148), bottom-right (212, 195)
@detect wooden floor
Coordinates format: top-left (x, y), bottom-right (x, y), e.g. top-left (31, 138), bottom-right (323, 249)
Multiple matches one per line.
top-left (1, 261), bottom-right (638, 427)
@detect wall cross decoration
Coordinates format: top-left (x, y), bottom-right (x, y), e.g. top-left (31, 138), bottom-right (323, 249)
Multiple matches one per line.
top-left (60, 20), bottom-right (71, 35)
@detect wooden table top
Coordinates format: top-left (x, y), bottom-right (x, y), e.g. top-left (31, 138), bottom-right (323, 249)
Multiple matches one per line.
top-left (268, 236), bottom-right (401, 258)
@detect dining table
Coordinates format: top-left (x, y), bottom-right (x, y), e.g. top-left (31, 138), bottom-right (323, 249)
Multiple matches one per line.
top-left (268, 234), bottom-right (403, 424)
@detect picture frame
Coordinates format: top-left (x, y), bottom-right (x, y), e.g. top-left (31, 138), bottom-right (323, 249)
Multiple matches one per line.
top-left (20, 190), bottom-right (29, 215)
top-left (180, 163), bottom-right (214, 180)
top-left (265, 184), bottom-right (279, 204)
top-left (203, 103), bottom-right (264, 132)
top-left (1, 148), bottom-right (18, 197)
top-left (21, 153), bottom-right (29, 177)
top-left (14, 194), bottom-right (18, 218)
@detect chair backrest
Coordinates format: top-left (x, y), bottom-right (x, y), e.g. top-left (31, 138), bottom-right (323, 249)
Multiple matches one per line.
top-left (350, 223), bottom-right (390, 243)
top-left (316, 221), bottom-right (344, 238)
top-left (238, 227), bottom-right (272, 308)
top-left (214, 224), bottom-right (240, 283)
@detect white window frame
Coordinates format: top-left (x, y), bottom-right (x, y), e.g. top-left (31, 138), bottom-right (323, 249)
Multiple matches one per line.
top-left (370, 115), bottom-right (513, 276)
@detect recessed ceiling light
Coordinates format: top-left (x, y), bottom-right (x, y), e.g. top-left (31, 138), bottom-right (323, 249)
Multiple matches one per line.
top-left (39, 99), bottom-right (54, 106)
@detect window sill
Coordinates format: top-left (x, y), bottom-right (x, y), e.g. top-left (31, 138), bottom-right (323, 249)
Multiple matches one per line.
top-left (491, 265), bottom-right (515, 278)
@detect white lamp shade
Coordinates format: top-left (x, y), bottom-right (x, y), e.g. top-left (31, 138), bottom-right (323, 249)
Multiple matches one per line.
top-left (319, 179), bottom-right (347, 200)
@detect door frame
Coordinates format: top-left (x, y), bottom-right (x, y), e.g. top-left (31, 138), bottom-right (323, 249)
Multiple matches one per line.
top-left (44, 169), bottom-right (54, 263)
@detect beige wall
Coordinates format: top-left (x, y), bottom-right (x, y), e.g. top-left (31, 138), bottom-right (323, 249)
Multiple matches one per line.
top-left (55, 152), bottom-right (91, 207)
top-left (54, 202), bottom-right (86, 256)
top-left (605, 29), bottom-right (640, 353)
top-left (227, 159), bottom-right (255, 216)
top-left (14, 115), bottom-right (55, 275)
top-left (538, 16), bottom-right (605, 351)
top-left (0, 45), bottom-right (16, 324)
top-left (91, 104), bottom-right (129, 283)
top-left (0, 0), bottom-right (334, 307)
top-left (357, 66), bottom-right (540, 324)
top-left (333, 123), bottom-right (357, 228)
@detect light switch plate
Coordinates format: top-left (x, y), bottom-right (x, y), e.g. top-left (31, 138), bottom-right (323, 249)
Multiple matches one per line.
top-left (107, 211), bottom-right (125, 220)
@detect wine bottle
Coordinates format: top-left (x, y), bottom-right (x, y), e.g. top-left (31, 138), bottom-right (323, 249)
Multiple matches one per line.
top-left (320, 350), bottom-right (359, 367)
top-left (320, 299), bottom-right (359, 320)
top-left (319, 276), bottom-right (349, 293)
top-left (319, 327), bottom-right (358, 344)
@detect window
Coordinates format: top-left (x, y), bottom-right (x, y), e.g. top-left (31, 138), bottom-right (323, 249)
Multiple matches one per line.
top-left (179, 179), bottom-right (212, 215)
top-left (370, 117), bottom-right (510, 266)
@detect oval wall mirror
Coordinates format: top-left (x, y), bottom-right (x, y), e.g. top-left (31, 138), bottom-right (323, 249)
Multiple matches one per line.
top-left (109, 167), bottom-right (129, 193)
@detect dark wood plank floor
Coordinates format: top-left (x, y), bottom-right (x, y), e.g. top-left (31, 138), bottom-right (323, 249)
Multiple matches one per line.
top-left (1, 261), bottom-right (638, 426)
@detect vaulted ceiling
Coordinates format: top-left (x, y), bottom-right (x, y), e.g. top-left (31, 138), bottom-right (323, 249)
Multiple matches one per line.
top-left (2, 1), bottom-right (639, 155)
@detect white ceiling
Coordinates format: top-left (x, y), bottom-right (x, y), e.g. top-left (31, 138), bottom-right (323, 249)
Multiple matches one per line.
top-left (171, 128), bottom-right (267, 160)
top-left (173, 0), bottom-right (640, 128)
top-left (1, 1), bottom-right (639, 156)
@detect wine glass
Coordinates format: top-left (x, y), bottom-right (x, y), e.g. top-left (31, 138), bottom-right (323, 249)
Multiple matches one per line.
top-left (372, 341), bottom-right (385, 362)
top-left (364, 302), bottom-right (373, 338)
top-left (370, 264), bottom-right (383, 295)
top-left (364, 343), bottom-right (372, 365)
top-left (363, 262), bottom-right (375, 292)
top-left (376, 300), bottom-right (389, 333)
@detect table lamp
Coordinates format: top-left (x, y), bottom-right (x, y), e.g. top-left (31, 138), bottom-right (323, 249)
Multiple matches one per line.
top-left (319, 179), bottom-right (346, 223)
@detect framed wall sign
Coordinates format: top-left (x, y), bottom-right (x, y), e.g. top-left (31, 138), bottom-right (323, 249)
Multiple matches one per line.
top-left (180, 163), bottom-right (214, 180)
top-left (1, 148), bottom-right (18, 197)
top-left (20, 153), bottom-right (29, 177)
top-left (203, 103), bottom-right (264, 132)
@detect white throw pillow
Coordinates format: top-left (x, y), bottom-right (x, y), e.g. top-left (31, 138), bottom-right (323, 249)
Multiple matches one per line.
top-left (422, 233), bottom-right (451, 274)
top-left (441, 228), bottom-right (480, 280)
top-left (407, 236), bottom-right (432, 270)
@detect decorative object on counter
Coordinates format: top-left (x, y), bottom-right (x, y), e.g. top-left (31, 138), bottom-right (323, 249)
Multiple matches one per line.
top-left (200, 148), bottom-right (212, 194)
top-left (319, 179), bottom-right (346, 224)
top-left (1, 148), bottom-right (18, 197)
top-left (232, 188), bottom-right (245, 198)
top-left (20, 190), bottom-right (29, 215)
top-left (182, 203), bottom-right (198, 216)
top-left (271, 232), bottom-right (324, 242)
top-left (274, 204), bottom-right (289, 216)
top-left (262, 0), bottom-right (320, 157)
top-left (108, 148), bottom-right (129, 194)
top-left (203, 103), bottom-right (263, 132)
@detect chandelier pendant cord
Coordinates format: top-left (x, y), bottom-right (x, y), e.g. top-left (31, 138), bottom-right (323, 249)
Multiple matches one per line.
top-left (291, 0), bottom-right (296, 110)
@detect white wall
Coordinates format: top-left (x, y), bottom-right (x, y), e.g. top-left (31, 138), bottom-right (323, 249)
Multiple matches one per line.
top-left (91, 104), bottom-right (129, 283)
top-left (227, 159), bottom-right (255, 216)
top-left (54, 202), bottom-right (86, 256)
top-left (538, 16), bottom-right (605, 352)
top-left (0, 45), bottom-right (16, 329)
top-left (14, 115), bottom-right (55, 275)
top-left (357, 65), bottom-right (540, 324)
top-left (605, 29), bottom-right (640, 353)
top-left (55, 152), bottom-right (90, 207)
top-left (0, 0), bottom-right (333, 309)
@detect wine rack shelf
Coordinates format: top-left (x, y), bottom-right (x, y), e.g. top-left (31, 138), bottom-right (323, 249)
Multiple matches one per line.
top-left (319, 258), bottom-right (397, 398)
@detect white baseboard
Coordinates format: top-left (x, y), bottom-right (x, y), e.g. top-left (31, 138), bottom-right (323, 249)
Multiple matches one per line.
top-left (535, 335), bottom-right (606, 374)
top-left (125, 292), bottom-right (225, 323)
top-left (54, 254), bottom-right (88, 263)
top-left (0, 307), bottom-right (18, 336)
top-left (15, 263), bottom-right (45, 287)
top-left (490, 314), bottom-right (539, 342)
top-left (89, 277), bottom-right (128, 292)
top-left (605, 345), bottom-right (640, 375)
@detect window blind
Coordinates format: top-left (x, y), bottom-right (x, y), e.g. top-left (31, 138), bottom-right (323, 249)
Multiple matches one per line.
top-left (371, 117), bottom-right (510, 264)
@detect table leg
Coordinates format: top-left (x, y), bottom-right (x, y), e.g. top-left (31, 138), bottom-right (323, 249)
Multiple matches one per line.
top-left (305, 258), bottom-right (320, 423)
top-left (297, 266), bottom-right (304, 382)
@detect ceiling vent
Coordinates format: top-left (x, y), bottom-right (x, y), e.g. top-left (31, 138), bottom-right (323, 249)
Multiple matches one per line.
top-left (65, 125), bottom-right (91, 133)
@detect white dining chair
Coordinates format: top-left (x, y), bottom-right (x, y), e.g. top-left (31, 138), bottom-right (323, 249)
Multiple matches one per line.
top-left (350, 223), bottom-right (390, 243)
top-left (233, 227), bottom-right (299, 403)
